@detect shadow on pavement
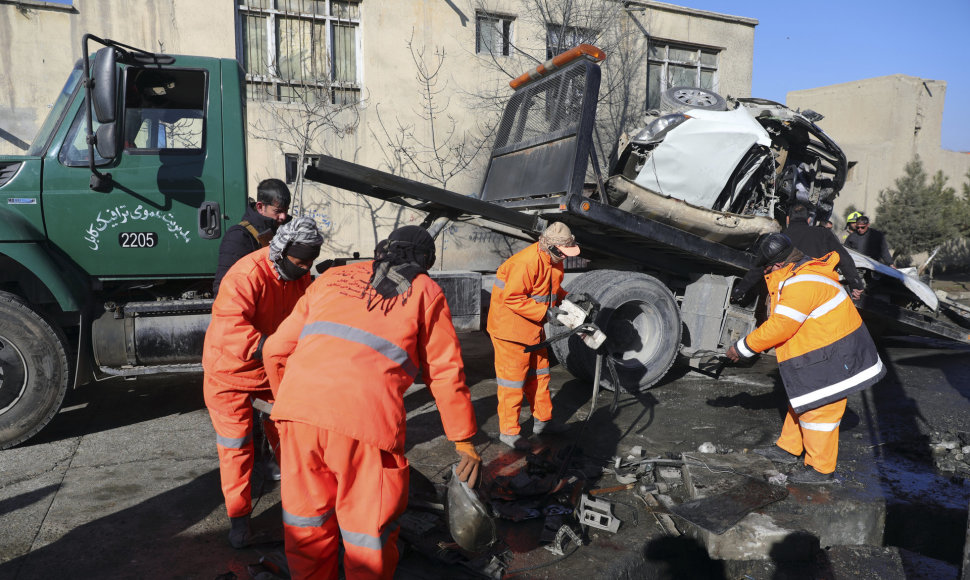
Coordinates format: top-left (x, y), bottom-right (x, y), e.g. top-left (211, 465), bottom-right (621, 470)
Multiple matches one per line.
top-left (20, 373), bottom-right (206, 449)
top-left (0, 469), bottom-right (252, 579)
top-left (0, 485), bottom-right (58, 518)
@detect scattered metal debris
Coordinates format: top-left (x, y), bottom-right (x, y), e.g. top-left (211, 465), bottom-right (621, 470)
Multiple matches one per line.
top-left (543, 524), bottom-right (584, 556)
top-left (578, 493), bottom-right (621, 533)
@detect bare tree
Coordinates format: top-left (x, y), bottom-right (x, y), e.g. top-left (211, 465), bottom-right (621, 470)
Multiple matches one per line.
top-left (370, 32), bottom-right (491, 193)
top-left (470, 0), bottom-right (648, 173)
top-left (249, 86), bottom-right (360, 216)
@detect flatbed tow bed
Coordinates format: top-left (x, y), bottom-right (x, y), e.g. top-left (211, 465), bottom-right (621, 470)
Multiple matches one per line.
top-left (304, 46), bottom-right (970, 392)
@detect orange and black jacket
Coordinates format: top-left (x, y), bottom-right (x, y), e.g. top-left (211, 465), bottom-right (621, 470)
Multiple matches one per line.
top-left (486, 243), bottom-right (567, 345)
top-left (264, 261), bottom-right (477, 453)
top-left (202, 247), bottom-right (312, 390)
top-left (733, 252), bottom-right (885, 413)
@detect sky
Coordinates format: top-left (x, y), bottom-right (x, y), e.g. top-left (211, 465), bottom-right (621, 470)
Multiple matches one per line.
top-left (680, 0), bottom-right (970, 152)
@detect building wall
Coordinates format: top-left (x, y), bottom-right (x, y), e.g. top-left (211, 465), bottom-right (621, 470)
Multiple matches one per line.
top-left (0, 0), bottom-right (757, 267)
top-left (788, 75), bottom-right (970, 224)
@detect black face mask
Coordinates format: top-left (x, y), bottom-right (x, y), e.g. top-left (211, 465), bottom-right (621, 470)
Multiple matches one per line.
top-left (276, 256), bottom-right (310, 281)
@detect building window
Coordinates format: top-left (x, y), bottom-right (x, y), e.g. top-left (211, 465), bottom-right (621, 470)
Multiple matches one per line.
top-left (647, 41), bottom-right (719, 109)
top-left (238, 0), bottom-right (361, 105)
top-left (285, 153), bottom-right (322, 184)
top-left (546, 24), bottom-right (596, 60)
top-left (476, 13), bottom-right (513, 56)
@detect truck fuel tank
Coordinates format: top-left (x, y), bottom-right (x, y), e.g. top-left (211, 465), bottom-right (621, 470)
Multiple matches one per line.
top-left (92, 300), bottom-right (212, 368)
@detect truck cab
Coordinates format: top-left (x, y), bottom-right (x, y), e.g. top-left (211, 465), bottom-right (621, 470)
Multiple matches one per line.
top-left (0, 36), bottom-right (248, 449)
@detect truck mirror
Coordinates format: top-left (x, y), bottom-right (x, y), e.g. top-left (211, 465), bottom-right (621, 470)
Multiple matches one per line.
top-left (95, 122), bottom-right (118, 160)
top-left (92, 47), bottom-right (118, 124)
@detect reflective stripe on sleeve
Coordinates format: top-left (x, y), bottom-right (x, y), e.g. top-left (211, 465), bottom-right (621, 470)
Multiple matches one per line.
top-left (530, 294), bottom-right (553, 303)
top-left (774, 304), bottom-right (808, 323)
top-left (790, 357), bottom-right (885, 409)
top-left (799, 419), bottom-right (841, 432)
top-left (493, 279), bottom-right (506, 290)
top-left (300, 321), bottom-right (418, 378)
top-left (216, 432), bottom-right (252, 449)
top-left (283, 508), bottom-right (334, 528)
top-left (340, 522), bottom-right (400, 551)
top-left (736, 337), bottom-right (756, 358)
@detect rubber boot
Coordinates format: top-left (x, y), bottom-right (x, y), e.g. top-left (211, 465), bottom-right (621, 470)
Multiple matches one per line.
top-left (229, 515), bottom-right (252, 549)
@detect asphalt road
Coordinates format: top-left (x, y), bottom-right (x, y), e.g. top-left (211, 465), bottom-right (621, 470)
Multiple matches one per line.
top-left (0, 332), bottom-right (968, 579)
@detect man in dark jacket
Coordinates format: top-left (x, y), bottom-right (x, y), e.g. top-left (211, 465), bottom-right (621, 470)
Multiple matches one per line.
top-left (732, 204), bottom-right (865, 304)
top-left (726, 234), bottom-right (885, 484)
top-left (843, 214), bottom-right (893, 267)
top-left (213, 179), bottom-right (291, 295)
top-left (785, 204), bottom-right (864, 300)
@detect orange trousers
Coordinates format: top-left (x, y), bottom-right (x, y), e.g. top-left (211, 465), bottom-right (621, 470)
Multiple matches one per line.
top-left (278, 421), bottom-right (408, 580)
top-left (776, 398), bottom-right (847, 474)
top-left (492, 336), bottom-right (553, 436)
top-left (203, 375), bottom-right (279, 518)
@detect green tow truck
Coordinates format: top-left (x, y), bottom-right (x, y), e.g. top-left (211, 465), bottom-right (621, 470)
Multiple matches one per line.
top-left (0, 36), bottom-right (247, 448)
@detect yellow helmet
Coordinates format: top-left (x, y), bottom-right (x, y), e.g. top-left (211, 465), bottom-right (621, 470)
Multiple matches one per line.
top-left (846, 211), bottom-right (864, 224)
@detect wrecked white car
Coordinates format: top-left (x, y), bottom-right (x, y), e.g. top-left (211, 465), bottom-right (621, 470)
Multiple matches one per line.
top-left (609, 87), bottom-right (847, 249)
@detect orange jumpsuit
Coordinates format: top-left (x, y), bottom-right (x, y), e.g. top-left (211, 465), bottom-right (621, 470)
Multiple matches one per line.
top-left (264, 261), bottom-right (477, 580)
top-left (486, 243), bottom-right (566, 436)
top-left (202, 247), bottom-right (311, 518)
top-left (735, 252), bottom-right (885, 473)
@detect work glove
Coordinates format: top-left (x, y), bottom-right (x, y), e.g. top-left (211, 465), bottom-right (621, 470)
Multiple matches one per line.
top-left (555, 299), bottom-right (589, 330)
top-left (454, 440), bottom-right (481, 488)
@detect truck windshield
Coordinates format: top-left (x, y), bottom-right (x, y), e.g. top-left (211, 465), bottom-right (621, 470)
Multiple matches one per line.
top-left (26, 64), bottom-right (83, 156)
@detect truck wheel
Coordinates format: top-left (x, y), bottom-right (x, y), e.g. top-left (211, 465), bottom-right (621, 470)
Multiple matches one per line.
top-left (660, 86), bottom-right (728, 112)
top-left (550, 271), bottom-right (681, 393)
top-left (0, 292), bottom-right (70, 449)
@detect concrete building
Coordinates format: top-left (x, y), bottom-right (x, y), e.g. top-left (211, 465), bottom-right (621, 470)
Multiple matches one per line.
top-left (788, 75), bottom-right (970, 226)
top-left (0, 0), bottom-right (758, 264)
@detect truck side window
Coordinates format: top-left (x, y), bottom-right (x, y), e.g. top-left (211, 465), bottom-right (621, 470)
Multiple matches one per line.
top-left (123, 68), bottom-right (206, 152)
top-left (58, 109), bottom-right (109, 167)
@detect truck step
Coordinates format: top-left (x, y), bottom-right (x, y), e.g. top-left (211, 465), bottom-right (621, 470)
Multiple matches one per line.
top-left (99, 363), bottom-right (202, 377)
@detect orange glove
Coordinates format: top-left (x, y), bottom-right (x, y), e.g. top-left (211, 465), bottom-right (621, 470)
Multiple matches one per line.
top-left (454, 440), bottom-right (481, 488)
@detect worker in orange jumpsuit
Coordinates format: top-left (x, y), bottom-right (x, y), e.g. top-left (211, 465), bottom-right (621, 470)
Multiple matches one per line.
top-left (726, 233), bottom-right (886, 484)
top-left (487, 222), bottom-right (580, 449)
top-left (202, 217), bottom-right (323, 548)
top-left (264, 225), bottom-right (481, 580)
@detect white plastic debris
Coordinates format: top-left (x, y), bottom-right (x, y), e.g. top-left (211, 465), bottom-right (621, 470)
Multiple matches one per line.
top-left (697, 442), bottom-right (716, 454)
top-left (767, 472), bottom-right (788, 486)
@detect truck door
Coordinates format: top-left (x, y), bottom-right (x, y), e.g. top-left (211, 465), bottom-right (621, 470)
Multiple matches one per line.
top-left (42, 63), bottom-right (225, 277)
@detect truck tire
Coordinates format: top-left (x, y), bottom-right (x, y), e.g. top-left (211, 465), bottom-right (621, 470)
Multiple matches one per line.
top-left (660, 86), bottom-right (728, 112)
top-left (0, 292), bottom-right (70, 449)
top-left (549, 271), bottom-right (681, 393)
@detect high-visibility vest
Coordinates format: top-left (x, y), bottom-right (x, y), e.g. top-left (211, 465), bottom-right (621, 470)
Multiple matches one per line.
top-left (735, 252), bottom-right (885, 412)
top-left (203, 247), bottom-right (311, 390)
top-left (265, 261), bottom-right (477, 453)
top-left (486, 243), bottom-right (566, 345)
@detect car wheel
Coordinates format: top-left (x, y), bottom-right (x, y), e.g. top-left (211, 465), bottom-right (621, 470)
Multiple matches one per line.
top-left (660, 86), bottom-right (728, 112)
top-left (547, 271), bottom-right (681, 393)
top-left (0, 292), bottom-right (70, 449)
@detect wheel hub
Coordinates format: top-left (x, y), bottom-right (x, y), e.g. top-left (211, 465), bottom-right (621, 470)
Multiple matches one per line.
top-left (0, 335), bottom-right (29, 415)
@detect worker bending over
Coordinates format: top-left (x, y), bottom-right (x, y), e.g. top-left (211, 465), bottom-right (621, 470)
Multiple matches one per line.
top-left (202, 217), bottom-right (323, 547)
top-left (726, 233), bottom-right (885, 484)
top-left (264, 225), bottom-right (480, 580)
top-left (487, 222), bottom-right (580, 448)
